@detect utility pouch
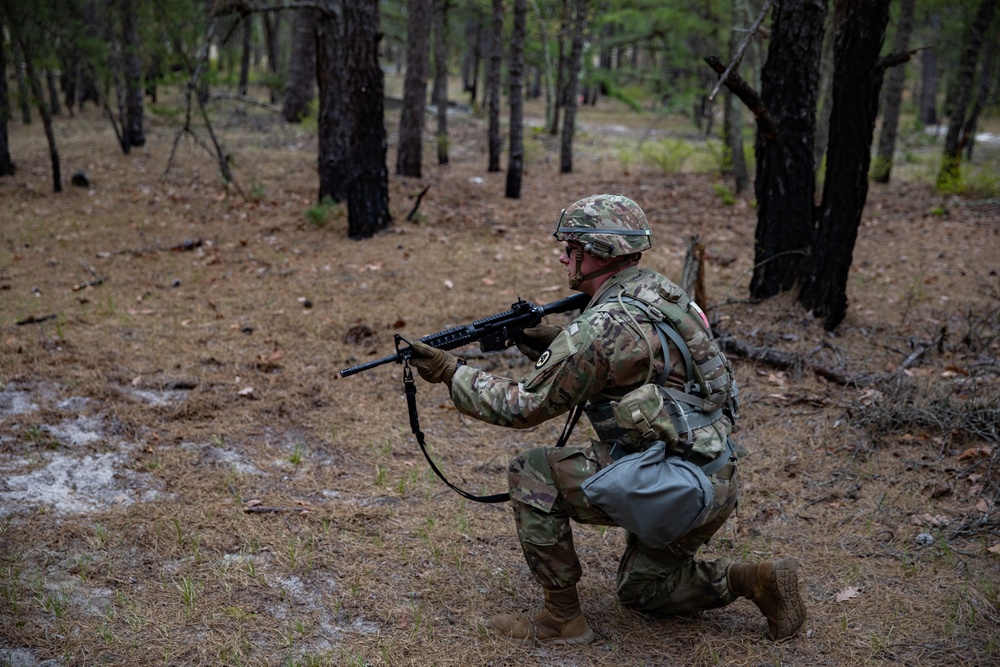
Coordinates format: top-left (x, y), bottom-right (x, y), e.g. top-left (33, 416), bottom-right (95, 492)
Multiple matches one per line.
top-left (612, 383), bottom-right (725, 451)
top-left (580, 440), bottom-right (714, 549)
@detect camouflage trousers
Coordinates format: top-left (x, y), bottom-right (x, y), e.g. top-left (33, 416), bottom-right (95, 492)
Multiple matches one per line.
top-left (507, 440), bottom-right (740, 615)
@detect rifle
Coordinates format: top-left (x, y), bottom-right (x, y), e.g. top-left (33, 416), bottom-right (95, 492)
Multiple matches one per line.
top-left (338, 292), bottom-right (590, 504)
top-left (339, 292), bottom-right (589, 378)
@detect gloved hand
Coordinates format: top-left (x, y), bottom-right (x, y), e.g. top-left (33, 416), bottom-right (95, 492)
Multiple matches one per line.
top-left (515, 324), bottom-right (562, 362)
top-left (409, 340), bottom-right (459, 386)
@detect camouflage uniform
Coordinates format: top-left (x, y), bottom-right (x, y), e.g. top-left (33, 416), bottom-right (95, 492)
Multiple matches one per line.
top-left (450, 263), bottom-right (741, 615)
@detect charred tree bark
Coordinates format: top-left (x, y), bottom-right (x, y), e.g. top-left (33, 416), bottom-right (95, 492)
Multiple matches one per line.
top-left (121, 0), bottom-right (145, 147)
top-left (432, 0), bottom-right (450, 165)
top-left (238, 13), bottom-right (252, 96)
top-left (505, 0), bottom-right (526, 199)
top-left (751, 0), bottom-right (826, 299)
top-left (316, 0), bottom-right (391, 239)
top-left (486, 0), bottom-right (503, 173)
top-left (872, 0), bottom-right (916, 183)
top-left (0, 27), bottom-right (14, 176)
top-left (397, 0), bottom-right (431, 178)
top-left (283, 8), bottom-right (317, 123)
top-left (799, 0), bottom-right (891, 331)
top-left (262, 12), bottom-right (282, 103)
top-left (559, 0), bottom-right (586, 174)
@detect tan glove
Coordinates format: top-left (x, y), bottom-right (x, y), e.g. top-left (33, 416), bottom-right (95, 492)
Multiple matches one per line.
top-left (515, 324), bottom-right (563, 362)
top-left (410, 340), bottom-right (459, 386)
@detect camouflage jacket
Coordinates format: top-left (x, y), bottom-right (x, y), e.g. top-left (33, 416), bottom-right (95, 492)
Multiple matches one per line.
top-left (450, 265), bottom-right (731, 458)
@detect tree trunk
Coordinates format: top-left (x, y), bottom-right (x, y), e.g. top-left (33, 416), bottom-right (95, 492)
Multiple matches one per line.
top-left (316, 0), bottom-right (391, 239)
top-left (238, 13), bottom-right (252, 96)
top-left (282, 8), bottom-right (317, 123)
top-left (45, 70), bottom-right (61, 116)
top-left (962, 39), bottom-right (997, 162)
top-left (936, 0), bottom-right (998, 190)
top-left (433, 0), bottom-right (450, 165)
top-left (0, 26), bottom-right (14, 176)
top-left (813, 11), bottom-right (834, 186)
top-left (461, 15), bottom-right (482, 103)
top-left (15, 31), bottom-right (61, 192)
top-left (723, 0), bottom-right (748, 193)
top-left (262, 13), bottom-right (283, 104)
top-left (918, 13), bottom-right (940, 126)
top-left (559, 0), bottom-right (586, 174)
top-left (799, 0), bottom-right (891, 331)
top-left (872, 0), bottom-right (916, 183)
top-left (13, 41), bottom-right (31, 124)
top-left (121, 0), bottom-right (145, 147)
top-left (750, 0), bottom-right (826, 299)
top-left (397, 0), bottom-right (431, 178)
top-left (486, 0), bottom-right (503, 173)
top-left (505, 0), bottom-right (526, 199)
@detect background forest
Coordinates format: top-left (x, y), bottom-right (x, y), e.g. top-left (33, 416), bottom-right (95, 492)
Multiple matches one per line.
top-left (1, 0), bottom-right (999, 666)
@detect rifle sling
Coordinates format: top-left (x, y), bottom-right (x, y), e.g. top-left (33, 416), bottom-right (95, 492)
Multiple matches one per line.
top-left (402, 365), bottom-right (585, 504)
top-left (403, 364), bottom-right (511, 504)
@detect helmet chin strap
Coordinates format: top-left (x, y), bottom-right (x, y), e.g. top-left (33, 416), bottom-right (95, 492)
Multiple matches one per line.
top-left (569, 255), bottom-right (637, 290)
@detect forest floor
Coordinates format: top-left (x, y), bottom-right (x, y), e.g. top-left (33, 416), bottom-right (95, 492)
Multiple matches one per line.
top-left (1, 86), bottom-right (999, 667)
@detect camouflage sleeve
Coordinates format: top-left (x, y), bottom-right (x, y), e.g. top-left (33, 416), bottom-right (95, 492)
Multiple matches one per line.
top-left (449, 309), bottom-right (655, 428)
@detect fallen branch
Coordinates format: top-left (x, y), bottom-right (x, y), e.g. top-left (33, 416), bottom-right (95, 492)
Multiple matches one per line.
top-left (717, 334), bottom-right (880, 387)
top-left (406, 185), bottom-right (431, 222)
top-left (16, 314), bottom-right (58, 326)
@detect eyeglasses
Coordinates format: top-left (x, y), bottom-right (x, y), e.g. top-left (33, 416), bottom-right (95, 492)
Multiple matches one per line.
top-left (564, 244), bottom-right (580, 257)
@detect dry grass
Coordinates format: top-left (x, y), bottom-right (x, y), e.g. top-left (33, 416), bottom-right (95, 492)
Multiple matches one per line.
top-left (1, 87), bottom-right (999, 666)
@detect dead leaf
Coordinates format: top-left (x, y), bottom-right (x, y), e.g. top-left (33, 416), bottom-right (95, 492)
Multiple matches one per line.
top-left (835, 586), bottom-right (861, 602)
top-left (957, 446), bottom-right (992, 461)
top-left (988, 543), bottom-right (1000, 555)
top-left (238, 387), bottom-right (254, 396)
top-left (481, 277), bottom-right (495, 286)
top-left (910, 513), bottom-right (951, 527)
top-left (444, 279), bottom-right (454, 289)
top-left (976, 498), bottom-right (991, 513)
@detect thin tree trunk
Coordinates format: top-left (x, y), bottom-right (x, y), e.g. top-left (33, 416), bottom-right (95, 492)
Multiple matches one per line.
top-left (14, 41), bottom-right (31, 124)
top-left (799, 0), bottom-right (891, 331)
top-left (813, 10), bottom-right (834, 183)
top-left (486, 0), bottom-right (503, 172)
top-left (16, 32), bottom-right (61, 192)
top-left (872, 0), bottom-right (916, 183)
top-left (559, 0), bottom-right (586, 174)
top-left (0, 26), bottom-right (14, 176)
top-left (262, 13), bottom-right (282, 103)
top-left (723, 0), bottom-right (748, 193)
top-left (433, 0), bottom-right (450, 165)
top-left (45, 70), bottom-right (61, 116)
top-left (962, 39), bottom-right (996, 162)
top-left (283, 8), bottom-right (316, 123)
top-left (505, 0), bottom-right (527, 199)
top-left (936, 0), bottom-right (998, 189)
top-left (121, 0), bottom-right (145, 147)
top-left (238, 13), bottom-right (252, 96)
top-left (918, 13), bottom-right (940, 126)
top-left (397, 0), bottom-right (431, 178)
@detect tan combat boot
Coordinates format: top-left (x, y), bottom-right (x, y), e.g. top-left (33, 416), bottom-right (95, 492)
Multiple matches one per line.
top-left (487, 585), bottom-right (595, 645)
top-left (727, 559), bottom-right (806, 641)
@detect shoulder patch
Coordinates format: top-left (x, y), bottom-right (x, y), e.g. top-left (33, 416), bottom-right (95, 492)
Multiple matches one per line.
top-left (535, 350), bottom-right (552, 368)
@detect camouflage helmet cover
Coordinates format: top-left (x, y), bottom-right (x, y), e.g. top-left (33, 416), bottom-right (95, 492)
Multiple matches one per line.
top-left (553, 194), bottom-right (652, 259)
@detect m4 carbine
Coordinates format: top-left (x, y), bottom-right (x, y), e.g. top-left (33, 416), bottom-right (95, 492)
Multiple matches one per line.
top-left (339, 292), bottom-right (589, 378)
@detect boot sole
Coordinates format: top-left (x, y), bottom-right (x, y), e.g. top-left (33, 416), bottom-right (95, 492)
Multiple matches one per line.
top-left (538, 627), bottom-right (596, 646)
top-left (768, 559), bottom-right (806, 641)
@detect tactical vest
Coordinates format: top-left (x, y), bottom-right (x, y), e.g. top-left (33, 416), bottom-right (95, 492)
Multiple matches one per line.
top-left (585, 279), bottom-right (738, 455)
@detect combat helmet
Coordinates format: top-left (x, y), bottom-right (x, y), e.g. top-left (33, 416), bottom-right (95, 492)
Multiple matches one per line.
top-left (553, 194), bottom-right (652, 259)
top-left (554, 194), bottom-right (651, 289)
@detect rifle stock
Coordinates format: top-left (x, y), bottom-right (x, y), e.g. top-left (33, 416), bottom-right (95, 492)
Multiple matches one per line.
top-left (339, 292), bottom-right (589, 378)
